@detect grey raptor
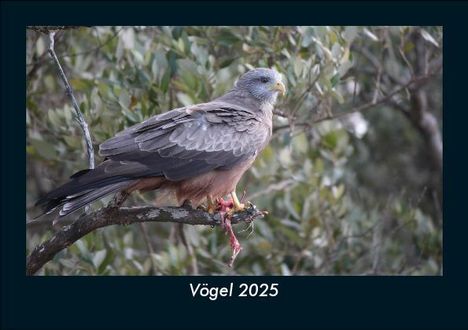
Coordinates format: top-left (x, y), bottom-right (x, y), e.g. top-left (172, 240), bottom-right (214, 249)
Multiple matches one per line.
top-left (36, 68), bottom-right (286, 217)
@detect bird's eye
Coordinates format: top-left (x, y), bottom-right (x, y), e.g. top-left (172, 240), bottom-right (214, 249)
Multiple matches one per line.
top-left (260, 77), bottom-right (269, 83)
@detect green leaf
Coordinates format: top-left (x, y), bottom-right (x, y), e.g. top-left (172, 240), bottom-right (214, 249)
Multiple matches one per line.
top-left (322, 131), bottom-right (338, 150)
top-left (63, 135), bottom-right (81, 149)
top-left (92, 250), bottom-right (107, 270)
top-left (47, 110), bottom-right (61, 127)
top-left (332, 184), bottom-right (345, 200)
top-left (152, 50), bottom-right (168, 81)
top-left (70, 78), bottom-right (93, 92)
top-left (219, 57), bottom-right (236, 68)
top-left (36, 37), bottom-right (46, 56)
top-left (160, 70), bottom-right (171, 93)
top-left (330, 73), bottom-right (340, 87)
top-left (29, 138), bottom-right (57, 160)
top-left (331, 43), bottom-right (341, 58)
top-left (338, 60), bottom-right (353, 78)
top-left (330, 90), bottom-right (344, 104)
top-left (292, 132), bottom-right (308, 154)
top-left (191, 43), bottom-right (209, 66)
top-left (217, 29), bottom-right (241, 46)
top-left (420, 29), bottom-right (439, 48)
top-left (176, 92), bottom-right (193, 107)
top-left (342, 26), bottom-right (358, 43)
top-left (301, 27), bottom-right (315, 47)
top-left (119, 89), bottom-right (131, 108)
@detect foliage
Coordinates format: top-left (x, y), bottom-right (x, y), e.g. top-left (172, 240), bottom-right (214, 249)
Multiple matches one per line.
top-left (26, 26), bottom-right (442, 275)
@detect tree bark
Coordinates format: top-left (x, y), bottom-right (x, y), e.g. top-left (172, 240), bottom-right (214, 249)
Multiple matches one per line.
top-left (26, 204), bottom-right (264, 275)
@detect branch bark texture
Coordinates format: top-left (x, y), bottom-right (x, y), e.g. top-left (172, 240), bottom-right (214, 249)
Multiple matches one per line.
top-left (26, 204), bottom-right (265, 275)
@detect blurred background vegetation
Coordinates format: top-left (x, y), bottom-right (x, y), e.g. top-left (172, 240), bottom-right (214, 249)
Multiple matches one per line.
top-left (26, 26), bottom-right (442, 275)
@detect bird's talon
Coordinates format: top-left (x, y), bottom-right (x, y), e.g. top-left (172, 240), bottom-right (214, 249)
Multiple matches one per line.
top-left (226, 203), bottom-right (245, 217)
top-left (182, 200), bottom-right (194, 209)
top-left (203, 204), bottom-right (216, 214)
top-left (235, 202), bottom-right (245, 212)
top-left (199, 204), bottom-right (215, 215)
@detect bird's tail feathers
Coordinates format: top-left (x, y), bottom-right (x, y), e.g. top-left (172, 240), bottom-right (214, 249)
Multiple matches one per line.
top-left (35, 165), bottom-right (136, 217)
top-left (58, 181), bottom-right (131, 216)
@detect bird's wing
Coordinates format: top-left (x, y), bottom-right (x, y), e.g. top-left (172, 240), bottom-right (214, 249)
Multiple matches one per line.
top-left (99, 101), bottom-right (270, 181)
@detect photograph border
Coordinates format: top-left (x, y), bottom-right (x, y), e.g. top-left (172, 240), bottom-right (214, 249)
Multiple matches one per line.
top-left (3, 1), bottom-right (465, 329)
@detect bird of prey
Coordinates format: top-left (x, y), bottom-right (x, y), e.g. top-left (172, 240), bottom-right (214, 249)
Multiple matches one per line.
top-left (36, 68), bottom-right (286, 219)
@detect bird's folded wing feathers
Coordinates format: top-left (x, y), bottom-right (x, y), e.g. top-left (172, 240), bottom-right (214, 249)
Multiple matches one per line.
top-left (99, 101), bottom-right (269, 181)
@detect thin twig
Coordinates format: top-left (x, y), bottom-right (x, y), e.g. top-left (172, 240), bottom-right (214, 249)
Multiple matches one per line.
top-left (177, 224), bottom-right (199, 275)
top-left (28, 26), bottom-right (82, 33)
top-left (138, 223), bottom-right (158, 275)
top-left (246, 178), bottom-right (296, 201)
top-left (27, 27), bottom-right (122, 68)
top-left (272, 109), bottom-right (291, 118)
top-left (47, 31), bottom-right (95, 169)
top-left (273, 68), bottom-right (441, 133)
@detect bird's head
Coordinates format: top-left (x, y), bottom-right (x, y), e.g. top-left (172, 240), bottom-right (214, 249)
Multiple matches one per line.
top-left (235, 68), bottom-right (286, 105)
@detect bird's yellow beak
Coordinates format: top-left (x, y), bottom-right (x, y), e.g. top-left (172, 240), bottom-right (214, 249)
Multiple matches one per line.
top-left (272, 81), bottom-right (286, 96)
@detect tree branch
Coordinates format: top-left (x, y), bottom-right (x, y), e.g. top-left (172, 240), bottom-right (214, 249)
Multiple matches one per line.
top-left (27, 27), bottom-right (122, 68)
top-left (273, 67), bottom-right (442, 133)
top-left (26, 203), bottom-right (265, 275)
top-left (47, 31), bottom-right (95, 169)
top-left (407, 33), bottom-right (443, 173)
top-left (27, 26), bottom-right (83, 34)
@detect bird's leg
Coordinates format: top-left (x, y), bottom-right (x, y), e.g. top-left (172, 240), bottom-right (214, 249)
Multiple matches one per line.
top-left (110, 191), bottom-right (130, 208)
top-left (228, 191), bottom-right (245, 214)
top-left (181, 199), bottom-right (193, 208)
top-left (206, 195), bottom-right (217, 214)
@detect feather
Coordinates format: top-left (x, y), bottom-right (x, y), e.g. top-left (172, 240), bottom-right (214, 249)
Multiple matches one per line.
top-left (134, 128), bottom-right (169, 143)
top-left (163, 160), bottom-right (218, 181)
top-left (36, 68), bottom-right (281, 217)
top-left (59, 181), bottom-right (131, 216)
